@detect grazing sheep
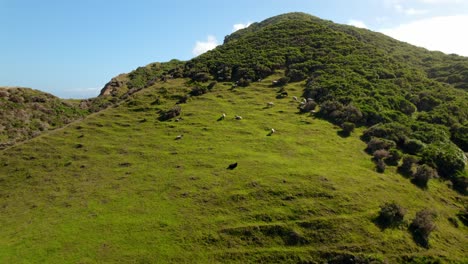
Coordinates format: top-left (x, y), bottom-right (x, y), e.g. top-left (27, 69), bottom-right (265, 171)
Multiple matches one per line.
top-left (217, 113), bottom-right (226, 121)
top-left (175, 135), bottom-right (183, 140)
top-left (292, 96), bottom-right (298, 101)
top-left (235, 115), bottom-right (243, 120)
top-left (227, 162), bottom-right (238, 170)
top-left (307, 98), bottom-right (314, 102)
top-left (302, 98), bottom-right (307, 103)
top-left (267, 102), bottom-right (274, 107)
top-left (268, 128), bottom-right (276, 136)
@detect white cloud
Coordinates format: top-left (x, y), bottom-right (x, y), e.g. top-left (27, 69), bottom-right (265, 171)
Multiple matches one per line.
top-left (192, 35), bottom-right (219, 56)
top-left (380, 15), bottom-right (468, 56)
top-left (417, 0), bottom-right (462, 3)
top-left (232, 22), bottom-right (252, 32)
top-left (393, 3), bottom-right (428, 15)
top-left (347, 19), bottom-right (368, 28)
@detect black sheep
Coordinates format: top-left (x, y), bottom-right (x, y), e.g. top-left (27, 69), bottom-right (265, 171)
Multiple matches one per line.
top-left (227, 162), bottom-right (238, 170)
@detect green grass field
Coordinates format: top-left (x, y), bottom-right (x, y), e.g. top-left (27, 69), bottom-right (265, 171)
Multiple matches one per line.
top-left (0, 75), bottom-right (466, 263)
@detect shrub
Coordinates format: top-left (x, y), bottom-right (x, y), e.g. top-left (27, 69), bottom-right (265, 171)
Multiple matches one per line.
top-left (413, 164), bottom-right (438, 188)
top-left (386, 148), bottom-right (402, 166)
top-left (298, 100), bottom-right (317, 113)
top-left (421, 143), bottom-right (465, 178)
top-left (189, 86), bottom-right (208, 96)
top-left (237, 78), bottom-right (251, 87)
top-left (403, 138), bottom-right (425, 155)
top-left (341, 104), bottom-right (363, 123)
top-left (159, 105), bottom-right (181, 121)
top-left (377, 202), bottom-right (406, 227)
top-left (286, 69), bottom-right (307, 82)
top-left (362, 122), bottom-right (411, 144)
top-left (341, 122), bottom-right (355, 135)
top-left (411, 209), bottom-right (437, 247)
top-left (451, 124), bottom-right (468, 152)
top-left (457, 207), bottom-right (468, 226)
top-left (451, 174), bottom-right (467, 195)
top-left (373, 149), bottom-right (390, 161)
top-left (207, 81), bottom-right (217, 90)
top-left (376, 159), bottom-right (386, 173)
top-left (399, 155), bottom-right (419, 176)
top-left (366, 137), bottom-right (396, 153)
top-left (274, 76), bottom-right (290, 86)
top-left (192, 72), bottom-right (210, 82)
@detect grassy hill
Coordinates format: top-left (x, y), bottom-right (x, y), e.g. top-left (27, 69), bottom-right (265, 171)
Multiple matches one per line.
top-left (0, 74), bottom-right (466, 263)
top-left (1, 12), bottom-right (467, 263)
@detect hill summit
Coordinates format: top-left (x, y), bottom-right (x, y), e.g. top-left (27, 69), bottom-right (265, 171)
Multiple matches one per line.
top-left (1, 12), bottom-right (467, 263)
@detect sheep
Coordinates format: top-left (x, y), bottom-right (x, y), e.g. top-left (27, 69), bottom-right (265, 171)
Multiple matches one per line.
top-left (267, 102), bottom-right (274, 107)
top-left (217, 113), bottom-right (226, 121)
top-left (235, 115), bottom-right (243, 120)
top-left (307, 98), bottom-right (314, 102)
top-left (268, 128), bottom-right (276, 136)
top-left (292, 96), bottom-right (298, 101)
top-left (302, 98), bottom-right (307, 103)
top-left (175, 135), bottom-right (183, 140)
top-left (227, 162), bottom-right (238, 170)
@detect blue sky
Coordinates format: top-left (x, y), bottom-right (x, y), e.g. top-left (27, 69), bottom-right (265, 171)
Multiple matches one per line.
top-left (1, 0), bottom-right (467, 98)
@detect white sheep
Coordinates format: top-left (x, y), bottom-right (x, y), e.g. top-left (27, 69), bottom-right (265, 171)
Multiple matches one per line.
top-left (267, 102), bottom-right (274, 107)
top-left (235, 115), bottom-right (243, 120)
top-left (271, 128), bottom-right (276, 133)
top-left (175, 135), bottom-right (183, 140)
top-left (292, 96), bottom-right (298, 101)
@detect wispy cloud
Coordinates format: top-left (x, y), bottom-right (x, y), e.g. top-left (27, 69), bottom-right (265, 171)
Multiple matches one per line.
top-left (394, 3), bottom-right (428, 15)
top-left (347, 19), bottom-right (368, 28)
top-left (232, 22), bottom-right (252, 32)
top-left (192, 35), bottom-right (219, 56)
top-left (417, 0), bottom-right (462, 4)
top-left (380, 15), bottom-right (468, 56)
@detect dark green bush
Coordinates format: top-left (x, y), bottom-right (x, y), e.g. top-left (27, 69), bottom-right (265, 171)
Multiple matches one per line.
top-left (398, 155), bottom-right (419, 176)
top-left (341, 122), bottom-right (355, 135)
top-left (411, 209), bottom-right (437, 248)
top-left (386, 148), bottom-right (403, 166)
top-left (413, 164), bottom-right (438, 188)
top-left (377, 202), bottom-right (406, 227)
top-left (189, 86), bottom-right (208, 96)
top-left (366, 137), bottom-right (396, 153)
top-left (403, 138), bottom-right (425, 155)
top-left (376, 159), bottom-right (386, 173)
top-left (192, 72), bottom-right (210, 82)
top-left (159, 105), bottom-right (181, 121)
top-left (298, 100), bottom-right (317, 113)
top-left (421, 143), bottom-right (465, 178)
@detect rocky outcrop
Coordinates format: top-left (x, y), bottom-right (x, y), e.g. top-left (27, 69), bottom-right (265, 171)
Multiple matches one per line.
top-left (99, 76), bottom-right (125, 96)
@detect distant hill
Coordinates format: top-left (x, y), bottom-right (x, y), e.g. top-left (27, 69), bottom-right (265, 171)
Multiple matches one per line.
top-left (1, 12), bottom-right (467, 263)
top-left (0, 87), bottom-right (88, 149)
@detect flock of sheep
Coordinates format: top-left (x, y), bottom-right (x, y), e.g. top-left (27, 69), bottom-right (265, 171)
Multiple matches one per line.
top-left (171, 90), bottom-right (315, 169)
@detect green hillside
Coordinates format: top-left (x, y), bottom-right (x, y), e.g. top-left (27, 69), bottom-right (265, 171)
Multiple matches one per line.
top-left (1, 12), bottom-right (467, 263)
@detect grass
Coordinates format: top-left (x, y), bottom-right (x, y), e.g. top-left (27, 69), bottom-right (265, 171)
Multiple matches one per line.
top-left (0, 75), bottom-right (466, 263)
